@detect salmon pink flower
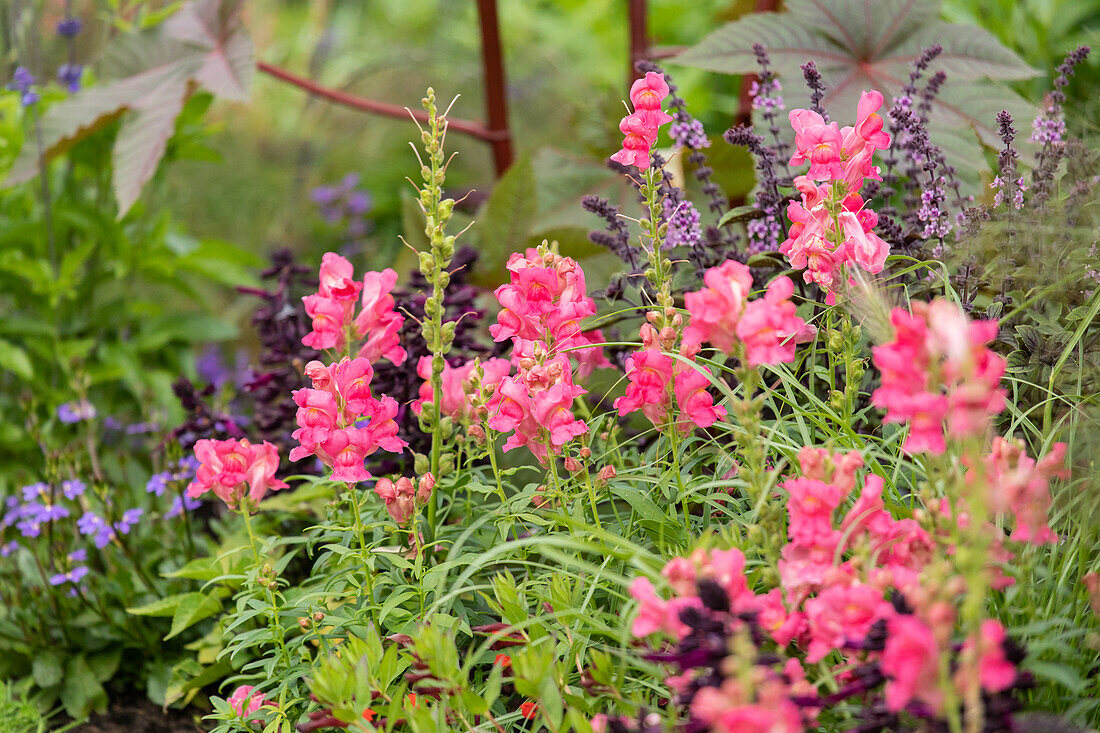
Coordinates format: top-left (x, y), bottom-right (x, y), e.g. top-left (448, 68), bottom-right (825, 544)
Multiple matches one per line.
top-left (228, 685), bottom-right (270, 723)
top-left (957, 620), bottom-right (1017, 693)
top-left (983, 437), bottom-right (1066, 544)
top-left (318, 252), bottom-right (363, 301)
top-left (789, 108), bottom-right (844, 180)
top-left (674, 365), bottom-right (724, 432)
top-left (683, 260), bottom-right (754, 353)
top-left (374, 476), bottom-right (417, 525)
top-left (354, 269), bottom-right (405, 365)
top-left (187, 439), bottom-right (287, 510)
top-left (803, 581), bottom-right (893, 663)
top-left (302, 294), bottom-right (349, 351)
top-left (616, 349), bottom-right (675, 424)
top-left (735, 276), bottom-right (817, 367)
top-left (610, 72), bottom-right (672, 170)
top-left (414, 357), bottom-right (511, 419)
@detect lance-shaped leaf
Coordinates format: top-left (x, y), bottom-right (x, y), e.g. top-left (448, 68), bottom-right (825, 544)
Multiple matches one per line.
top-left (674, 0), bottom-right (1038, 152)
top-left (4, 0), bottom-right (252, 216)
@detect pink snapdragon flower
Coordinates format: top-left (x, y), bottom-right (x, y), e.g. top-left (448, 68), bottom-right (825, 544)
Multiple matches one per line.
top-left (228, 685), bottom-right (271, 723)
top-left (871, 300), bottom-right (1006, 454)
top-left (187, 439), bottom-right (288, 510)
top-left (803, 581), bottom-right (894, 663)
top-left (615, 330), bottom-right (723, 434)
top-left (374, 474), bottom-right (434, 526)
top-left (290, 357), bottom-right (406, 481)
top-left (957, 620), bottom-right (1017, 693)
top-left (629, 576), bottom-right (698, 639)
top-left (882, 614), bottom-right (943, 712)
top-left (301, 254), bottom-right (406, 364)
top-left (485, 356), bottom-right (588, 463)
top-left (982, 437), bottom-right (1066, 544)
top-left (414, 357), bottom-right (512, 420)
top-left (610, 72), bottom-right (673, 170)
top-left (782, 91), bottom-right (892, 298)
top-left (684, 260), bottom-right (815, 366)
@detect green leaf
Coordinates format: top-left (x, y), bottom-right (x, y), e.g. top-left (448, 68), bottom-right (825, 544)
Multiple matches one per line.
top-left (3, 0), bottom-right (253, 216)
top-left (61, 656), bottom-right (107, 719)
top-left (166, 592), bottom-right (223, 639)
top-left (0, 338), bottom-right (33, 378)
top-left (472, 153), bottom-right (537, 287)
top-left (674, 0), bottom-right (1037, 157)
top-left (32, 652), bottom-right (63, 688)
top-left (127, 591), bottom-right (201, 617)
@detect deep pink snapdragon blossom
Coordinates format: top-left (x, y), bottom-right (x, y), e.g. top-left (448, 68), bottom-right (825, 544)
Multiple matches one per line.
top-left (373, 474), bottom-right (434, 526)
top-left (290, 357), bottom-right (406, 482)
top-left (615, 324), bottom-right (723, 434)
top-left (781, 91), bottom-right (892, 298)
top-left (484, 249), bottom-right (607, 462)
top-left (610, 71), bottom-right (673, 170)
top-left (187, 439), bottom-right (288, 510)
top-left (871, 299), bottom-right (1006, 454)
top-left (882, 615), bottom-right (943, 712)
top-left (301, 254), bottom-right (406, 364)
top-left (683, 259), bottom-right (815, 367)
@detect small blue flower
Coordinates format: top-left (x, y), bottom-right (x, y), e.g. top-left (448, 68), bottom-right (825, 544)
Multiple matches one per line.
top-left (57, 63), bottom-right (82, 94)
top-left (166, 495), bottom-right (201, 519)
top-left (114, 508), bottom-right (144, 535)
top-left (6, 67), bottom-right (38, 107)
top-left (62, 479), bottom-right (86, 500)
top-left (21, 482), bottom-right (48, 502)
top-left (57, 400), bottom-right (97, 423)
top-left (55, 16), bottom-right (83, 38)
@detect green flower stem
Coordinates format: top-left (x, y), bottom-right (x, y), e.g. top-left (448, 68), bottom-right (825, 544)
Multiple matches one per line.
top-left (345, 482), bottom-right (378, 623)
top-left (241, 507), bottom-right (293, 674)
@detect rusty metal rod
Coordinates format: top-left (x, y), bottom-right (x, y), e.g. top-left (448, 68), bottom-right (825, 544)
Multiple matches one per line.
top-left (256, 61), bottom-right (509, 143)
top-left (476, 0), bottom-right (514, 175)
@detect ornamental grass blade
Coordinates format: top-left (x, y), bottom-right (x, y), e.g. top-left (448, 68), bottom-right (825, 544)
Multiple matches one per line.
top-left (3, 0), bottom-right (253, 217)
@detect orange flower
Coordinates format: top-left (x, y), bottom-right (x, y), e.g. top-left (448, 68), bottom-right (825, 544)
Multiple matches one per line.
top-left (406, 693), bottom-right (418, 708)
top-left (519, 701), bottom-right (538, 720)
top-left (361, 707), bottom-right (376, 722)
top-left (493, 653), bottom-right (512, 667)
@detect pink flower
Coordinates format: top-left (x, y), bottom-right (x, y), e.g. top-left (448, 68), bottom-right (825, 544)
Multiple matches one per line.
top-left (736, 276), bottom-right (817, 367)
top-left (803, 582), bottom-right (893, 663)
top-left (882, 615), bottom-right (942, 712)
top-left (318, 252), bottom-right (364, 302)
top-left (958, 620), bottom-right (1017, 693)
top-left (984, 438), bottom-right (1066, 544)
top-left (374, 477), bottom-right (417, 525)
top-left (302, 294), bottom-right (350, 351)
top-left (187, 439), bottom-right (288, 510)
top-left (415, 357), bottom-right (511, 419)
top-left (615, 346), bottom-right (674, 424)
top-left (841, 90), bottom-right (891, 158)
top-left (291, 358), bottom-right (406, 479)
top-left (683, 260), bottom-right (754, 353)
top-left (674, 364), bottom-right (724, 433)
top-left (788, 109), bottom-right (844, 180)
top-left (837, 210), bottom-right (889, 274)
top-left (628, 576), bottom-right (697, 639)
top-left (228, 685), bottom-right (270, 723)
top-left (872, 300), bottom-right (1006, 454)
top-left (755, 588), bottom-right (805, 646)
top-left (784, 477), bottom-right (847, 546)
top-left (610, 72), bottom-right (672, 170)
top-left (486, 359), bottom-right (587, 464)
top-left (354, 269), bottom-right (406, 365)
top-left (289, 389), bottom-right (339, 460)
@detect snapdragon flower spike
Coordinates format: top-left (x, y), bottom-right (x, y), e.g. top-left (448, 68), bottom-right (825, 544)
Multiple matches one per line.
top-left (301, 253), bottom-right (406, 364)
top-left (228, 686), bottom-right (271, 723)
top-left (290, 357), bottom-right (407, 482)
top-left (615, 327), bottom-right (723, 434)
top-left (683, 259), bottom-right (816, 367)
top-left (186, 438), bottom-right (288, 510)
top-left (485, 355), bottom-right (589, 463)
top-left (610, 72), bottom-right (673, 170)
top-left (781, 91), bottom-right (893, 298)
top-left (871, 299), bottom-right (1006, 455)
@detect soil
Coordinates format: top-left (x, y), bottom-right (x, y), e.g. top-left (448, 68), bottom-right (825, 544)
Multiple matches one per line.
top-left (70, 698), bottom-right (204, 733)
